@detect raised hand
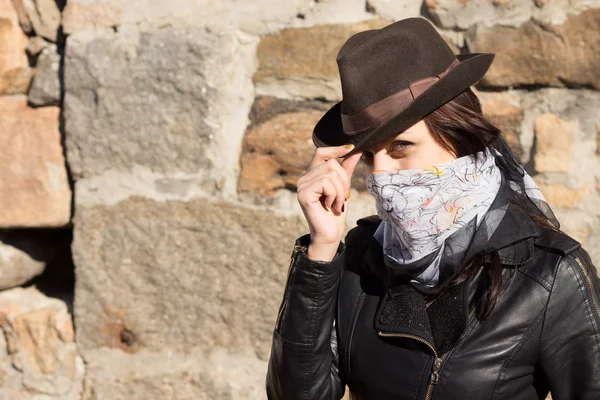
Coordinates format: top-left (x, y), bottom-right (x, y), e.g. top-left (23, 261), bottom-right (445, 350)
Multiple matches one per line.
top-left (296, 145), bottom-right (362, 261)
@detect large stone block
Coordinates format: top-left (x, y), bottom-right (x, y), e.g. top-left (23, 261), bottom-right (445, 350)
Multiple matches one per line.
top-left (254, 19), bottom-right (392, 100)
top-left (0, 96), bottom-right (71, 227)
top-left (61, 0), bottom-right (304, 36)
top-left (0, 287), bottom-right (84, 399)
top-left (73, 197), bottom-right (308, 360)
top-left (64, 27), bottom-right (256, 200)
top-left (0, 0), bottom-right (33, 94)
top-left (254, 19), bottom-right (459, 100)
top-left (238, 96), bottom-right (369, 196)
top-left (478, 91), bottom-right (524, 161)
top-left (533, 113), bottom-right (576, 173)
top-left (537, 183), bottom-right (592, 209)
top-left (82, 348), bottom-right (266, 400)
top-left (467, 9), bottom-right (600, 89)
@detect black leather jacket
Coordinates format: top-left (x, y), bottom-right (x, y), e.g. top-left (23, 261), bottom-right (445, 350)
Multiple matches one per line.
top-left (266, 190), bottom-right (600, 399)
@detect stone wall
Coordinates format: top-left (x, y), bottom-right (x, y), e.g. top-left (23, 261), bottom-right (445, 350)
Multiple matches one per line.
top-left (0, 0), bottom-right (599, 398)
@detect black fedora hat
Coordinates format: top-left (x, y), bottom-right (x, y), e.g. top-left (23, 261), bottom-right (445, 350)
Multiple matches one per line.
top-left (312, 17), bottom-right (495, 157)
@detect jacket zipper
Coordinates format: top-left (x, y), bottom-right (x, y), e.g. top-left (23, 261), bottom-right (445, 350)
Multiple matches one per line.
top-left (574, 256), bottom-right (600, 316)
top-left (377, 304), bottom-right (479, 400)
top-left (377, 332), bottom-right (445, 400)
top-left (275, 245), bottom-right (308, 332)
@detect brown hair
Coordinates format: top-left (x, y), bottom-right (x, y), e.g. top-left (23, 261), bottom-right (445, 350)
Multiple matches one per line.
top-left (422, 88), bottom-right (558, 319)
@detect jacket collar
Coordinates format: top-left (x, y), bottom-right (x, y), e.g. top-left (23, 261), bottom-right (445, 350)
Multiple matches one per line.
top-left (356, 177), bottom-right (542, 354)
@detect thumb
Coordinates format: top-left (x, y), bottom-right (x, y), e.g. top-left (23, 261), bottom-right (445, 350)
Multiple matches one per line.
top-left (341, 150), bottom-right (363, 177)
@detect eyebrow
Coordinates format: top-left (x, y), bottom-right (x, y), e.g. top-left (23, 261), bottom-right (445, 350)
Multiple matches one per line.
top-left (363, 132), bottom-right (411, 152)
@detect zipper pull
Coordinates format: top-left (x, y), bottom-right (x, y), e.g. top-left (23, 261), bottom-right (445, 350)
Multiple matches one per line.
top-left (430, 357), bottom-right (442, 385)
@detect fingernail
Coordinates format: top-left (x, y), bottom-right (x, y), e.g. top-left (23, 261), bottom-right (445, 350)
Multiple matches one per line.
top-left (344, 144), bottom-right (354, 149)
top-left (346, 190), bottom-right (351, 199)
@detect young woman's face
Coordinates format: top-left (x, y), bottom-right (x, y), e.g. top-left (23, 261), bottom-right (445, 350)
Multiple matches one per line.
top-left (359, 120), bottom-right (457, 173)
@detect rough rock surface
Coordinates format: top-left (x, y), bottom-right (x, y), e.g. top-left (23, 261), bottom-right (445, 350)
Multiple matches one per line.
top-left (534, 113), bottom-right (576, 173)
top-left (478, 91), bottom-right (525, 161)
top-left (425, 0), bottom-right (596, 29)
top-left (254, 19), bottom-right (459, 100)
top-left (537, 183), bottom-right (592, 209)
top-left (28, 44), bottom-right (61, 106)
top-left (0, 96), bottom-right (71, 227)
top-left (12, 0), bottom-right (61, 41)
top-left (73, 197), bottom-right (308, 361)
top-left (81, 348), bottom-right (266, 400)
top-left (0, 0), bottom-right (33, 94)
top-left (0, 287), bottom-right (84, 399)
top-left (0, 230), bottom-right (59, 290)
top-left (64, 27), bottom-right (255, 200)
top-left (238, 96), bottom-right (369, 196)
top-left (467, 9), bottom-right (600, 89)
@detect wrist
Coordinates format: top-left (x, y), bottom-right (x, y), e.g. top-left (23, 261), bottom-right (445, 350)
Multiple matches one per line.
top-left (307, 240), bottom-right (340, 262)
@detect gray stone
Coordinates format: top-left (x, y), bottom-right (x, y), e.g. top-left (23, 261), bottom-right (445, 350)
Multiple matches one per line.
top-left (0, 230), bottom-right (55, 290)
top-left (64, 27), bottom-right (256, 200)
top-left (425, 0), bottom-right (597, 29)
top-left (73, 197), bottom-right (308, 360)
top-left (28, 45), bottom-right (61, 106)
top-left (61, 0), bottom-right (304, 36)
top-left (82, 348), bottom-right (266, 400)
top-left (366, 0), bottom-right (424, 20)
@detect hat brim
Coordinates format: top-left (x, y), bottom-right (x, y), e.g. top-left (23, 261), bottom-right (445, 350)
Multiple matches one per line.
top-left (312, 52), bottom-right (495, 157)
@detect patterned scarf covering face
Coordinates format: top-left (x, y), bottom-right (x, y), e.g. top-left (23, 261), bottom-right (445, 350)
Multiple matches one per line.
top-left (365, 148), bottom-right (502, 286)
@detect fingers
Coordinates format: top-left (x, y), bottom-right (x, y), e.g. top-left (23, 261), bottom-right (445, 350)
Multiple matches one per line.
top-left (341, 151), bottom-right (363, 177)
top-left (297, 173), bottom-right (341, 213)
top-left (309, 144), bottom-right (355, 170)
top-left (298, 144), bottom-right (363, 215)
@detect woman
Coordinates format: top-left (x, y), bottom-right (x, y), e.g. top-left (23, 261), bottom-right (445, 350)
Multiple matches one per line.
top-left (266, 17), bottom-right (600, 400)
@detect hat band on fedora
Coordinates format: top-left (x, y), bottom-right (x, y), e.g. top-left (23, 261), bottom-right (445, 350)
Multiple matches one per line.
top-left (340, 59), bottom-right (460, 136)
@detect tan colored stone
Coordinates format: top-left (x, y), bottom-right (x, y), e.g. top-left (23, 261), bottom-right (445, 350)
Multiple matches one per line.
top-left (596, 122), bottom-right (600, 156)
top-left (22, 0), bottom-right (61, 42)
top-left (73, 197), bottom-right (309, 359)
top-left (0, 96), bottom-right (71, 227)
top-left (537, 183), bottom-right (591, 208)
top-left (10, 0), bottom-right (31, 33)
top-left (479, 92), bottom-right (524, 160)
top-left (82, 348), bottom-right (266, 400)
top-left (16, 0), bottom-right (61, 41)
top-left (0, 0), bottom-right (33, 94)
top-left (25, 35), bottom-right (47, 56)
top-left (255, 19), bottom-right (392, 83)
top-left (467, 9), bottom-right (600, 89)
top-left (61, 2), bottom-right (122, 35)
top-left (533, 113), bottom-right (576, 173)
top-left (11, 308), bottom-right (59, 374)
top-left (0, 287), bottom-right (84, 398)
top-left (238, 96), bottom-right (368, 196)
top-left (492, 0), bottom-right (513, 8)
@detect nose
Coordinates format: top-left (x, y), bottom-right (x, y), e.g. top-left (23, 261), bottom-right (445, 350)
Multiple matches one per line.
top-left (372, 150), bottom-right (397, 172)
